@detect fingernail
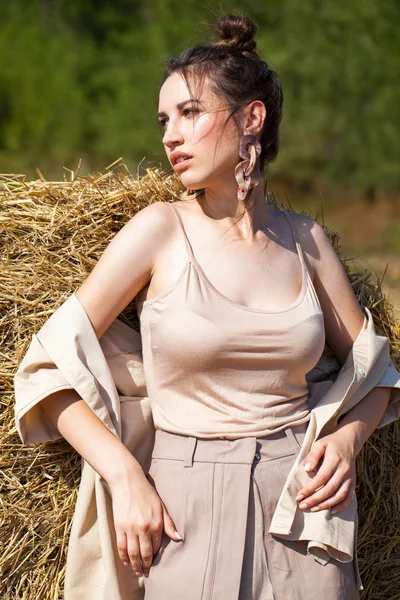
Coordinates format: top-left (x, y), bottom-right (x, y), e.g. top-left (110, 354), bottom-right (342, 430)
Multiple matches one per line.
top-left (135, 571), bottom-right (142, 577)
top-left (123, 562), bottom-right (129, 567)
top-left (310, 506), bottom-right (320, 512)
top-left (304, 462), bottom-right (313, 472)
top-left (174, 530), bottom-right (183, 540)
top-left (296, 494), bottom-right (305, 502)
top-left (299, 502), bottom-right (308, 509)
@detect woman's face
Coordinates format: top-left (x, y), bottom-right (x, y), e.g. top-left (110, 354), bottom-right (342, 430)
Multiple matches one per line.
top-left (158, 71), bottom-right (242, 191)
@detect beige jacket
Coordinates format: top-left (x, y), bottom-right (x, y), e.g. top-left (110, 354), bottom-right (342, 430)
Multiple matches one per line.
top-left (14, 292), bottom-right (400, 598)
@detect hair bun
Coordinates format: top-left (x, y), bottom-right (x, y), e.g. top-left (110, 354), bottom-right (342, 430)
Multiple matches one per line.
top-left (213, 14), bottom-right (257, 54)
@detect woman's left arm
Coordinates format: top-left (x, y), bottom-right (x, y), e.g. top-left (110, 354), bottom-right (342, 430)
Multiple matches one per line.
top-left (292, 215), bottom-right (392, 515)
top-left (295, 386), bottom-right (390, 514)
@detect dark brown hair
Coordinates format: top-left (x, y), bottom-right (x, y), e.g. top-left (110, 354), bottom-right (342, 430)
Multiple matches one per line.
top-left (160, 14), bottom-right (283, 176)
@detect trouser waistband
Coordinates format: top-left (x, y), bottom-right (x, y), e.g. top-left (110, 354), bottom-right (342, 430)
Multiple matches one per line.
top-left (151, 422), bottom-right (308, 467)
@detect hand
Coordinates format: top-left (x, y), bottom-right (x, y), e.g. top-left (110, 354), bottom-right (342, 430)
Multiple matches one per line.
top-left (295, 430), bottom-right (357, 515)
top-left (108, 470), bottom-right (183, 578)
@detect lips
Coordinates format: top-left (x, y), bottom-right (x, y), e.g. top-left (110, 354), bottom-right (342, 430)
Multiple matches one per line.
top-left (170, 152), bottom-right (193, 167)
top-left (175, 156), bottom-right (191, 165)
top-left (171, 155), bottom-right (193, 172)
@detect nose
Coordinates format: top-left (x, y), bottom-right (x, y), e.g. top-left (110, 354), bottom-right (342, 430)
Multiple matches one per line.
top-left (162, 119), bottom-right (184, 149)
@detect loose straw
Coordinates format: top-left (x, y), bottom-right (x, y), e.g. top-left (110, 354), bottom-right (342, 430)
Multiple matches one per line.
top-left (1, 161), bottom-right (399, 599)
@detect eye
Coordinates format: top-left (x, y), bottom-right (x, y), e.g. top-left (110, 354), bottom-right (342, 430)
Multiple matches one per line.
top-left (183, 108), bottom-right (199, 117)
top-left (157, 108), bottom-right (200, 131)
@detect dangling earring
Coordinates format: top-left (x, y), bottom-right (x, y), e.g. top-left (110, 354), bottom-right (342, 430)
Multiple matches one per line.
top-left (234, 134), bottom-right (262, 202)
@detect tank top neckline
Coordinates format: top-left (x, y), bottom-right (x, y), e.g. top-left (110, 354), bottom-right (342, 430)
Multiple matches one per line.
top-left (136, 202), bottom-right (313, 315)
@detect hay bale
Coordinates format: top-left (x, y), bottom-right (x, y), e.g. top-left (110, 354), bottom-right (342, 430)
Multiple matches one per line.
top-left (1, 160), bottom-right (399, 599)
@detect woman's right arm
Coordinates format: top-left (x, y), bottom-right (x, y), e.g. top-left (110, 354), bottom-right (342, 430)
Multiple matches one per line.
top-left (40, 201), bottom-right (182, 579)
top-left (41, 388), bottom-right (182, 578)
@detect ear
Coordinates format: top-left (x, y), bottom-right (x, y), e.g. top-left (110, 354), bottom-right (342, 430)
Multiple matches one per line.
top-left (244, 100), bottom-right (266, 136)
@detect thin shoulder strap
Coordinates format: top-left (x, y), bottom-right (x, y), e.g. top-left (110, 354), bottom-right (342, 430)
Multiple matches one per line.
top-left (170, 203), bottom-right (195, 260)
top-left (282, 209), bottom-right (306, 265)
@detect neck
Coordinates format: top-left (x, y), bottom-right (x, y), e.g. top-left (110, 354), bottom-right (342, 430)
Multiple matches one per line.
top-left (197, 179), bottom-right (274, 235)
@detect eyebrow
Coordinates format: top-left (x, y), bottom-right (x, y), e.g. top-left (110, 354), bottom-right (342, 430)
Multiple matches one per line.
top-left (157, 98), bottom-right (203, 119)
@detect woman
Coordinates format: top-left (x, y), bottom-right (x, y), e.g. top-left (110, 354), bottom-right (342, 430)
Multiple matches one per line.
top-left (38, 14), bottom-right (393, 600)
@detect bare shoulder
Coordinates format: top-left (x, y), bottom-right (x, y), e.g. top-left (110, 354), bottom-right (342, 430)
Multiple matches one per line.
top-left (285, 210), bottom-right (346, 278)
top-left (102, 200), bottom-right (180, 264)
top-left (74, 200), bottom-right (177, 339)
top-left (295, 213), bottom-right (343, 279)
top-left (130, 199), bottom-right (187, 255)
top-left (126, 199), bottom-right (177, 234)
top-left (286, 210), bottom-right (365, 363)
top-left (285, 209), bottom-right (355, 290)
top-left (281, 211), bottom-right (328, 277)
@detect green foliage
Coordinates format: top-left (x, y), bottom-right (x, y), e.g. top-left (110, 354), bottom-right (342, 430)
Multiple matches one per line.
top-left (0, 2), bottom-right (87, 173)
top-left (0, 0), bottom-right (399, 194)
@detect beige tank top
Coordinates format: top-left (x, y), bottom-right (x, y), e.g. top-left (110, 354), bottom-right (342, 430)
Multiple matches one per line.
top-left (136, 203), bottom-right (326, 439)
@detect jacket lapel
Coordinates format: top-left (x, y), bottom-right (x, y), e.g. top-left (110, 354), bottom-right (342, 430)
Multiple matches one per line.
top-left (268, 306), bottom-right (393, 588)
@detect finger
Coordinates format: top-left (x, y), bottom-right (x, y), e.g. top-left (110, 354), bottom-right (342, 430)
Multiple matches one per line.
top-left (162, 503), bottom-right (183, 541)
top-left (309, 479), bottom-right (353, 512)
top-left (298, 468), bottom-right (351, 509)
top-left (296, 456), bottom-right (340, 502)
top-left (299, 468), bottom-right (351, 508)
top-left (126, 535), bottom-right (143, 577)
top-left (138, 530), bottom-right (155, 577)
top-left (330, 485), bottom-right (356, 514)
top-left (116, 531), bottom-right (130, 567)
top-left (152, 528), bottom-right (163, 556)
top-left (303, 441), bottom-right (327, 473)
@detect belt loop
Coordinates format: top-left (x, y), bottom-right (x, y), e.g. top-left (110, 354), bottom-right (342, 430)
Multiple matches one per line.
top-left (284, 426), bottom-right (301, 455)
top-left (183, 436), bottom-right (198, 468)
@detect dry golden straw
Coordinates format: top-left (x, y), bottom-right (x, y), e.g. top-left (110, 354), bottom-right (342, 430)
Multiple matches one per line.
top-left (1, 159), bottom-right (399, 599)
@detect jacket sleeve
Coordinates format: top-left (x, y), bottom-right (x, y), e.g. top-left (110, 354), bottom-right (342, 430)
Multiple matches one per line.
top-left (307, 309), bottom-right (400, 430)
top-left (14, 332), bottom-right (75, 444)
top-left (13, 292), bottom-right (150, 447)
top-left (374, 357), bottom-right (400, 428)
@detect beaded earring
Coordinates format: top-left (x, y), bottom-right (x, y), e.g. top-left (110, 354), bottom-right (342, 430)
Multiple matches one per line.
top-left (234, 134), bottom-right (262, 202)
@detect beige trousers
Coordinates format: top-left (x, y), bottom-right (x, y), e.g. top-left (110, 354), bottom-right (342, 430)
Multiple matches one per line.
top-left (144, 424), bottom-right (360, 600)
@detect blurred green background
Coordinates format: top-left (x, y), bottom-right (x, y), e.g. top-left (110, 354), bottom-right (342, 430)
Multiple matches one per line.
top-left (1, 0), bottom-right (399, 315)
